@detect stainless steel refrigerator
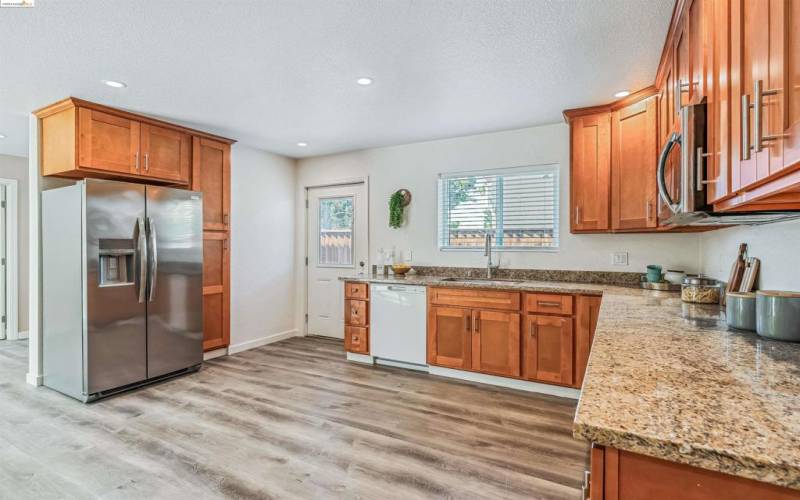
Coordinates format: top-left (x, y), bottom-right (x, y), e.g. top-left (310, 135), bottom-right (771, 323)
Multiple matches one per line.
top-left (42, 179), bottom-right (203, 402)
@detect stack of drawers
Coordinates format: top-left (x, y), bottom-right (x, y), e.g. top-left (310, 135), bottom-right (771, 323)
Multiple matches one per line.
top-left (344, 282), bottom-right (369, 354)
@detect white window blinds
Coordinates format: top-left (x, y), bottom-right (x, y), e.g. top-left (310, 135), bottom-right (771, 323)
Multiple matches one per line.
top-left (437, 164), bottom-right (559, 250)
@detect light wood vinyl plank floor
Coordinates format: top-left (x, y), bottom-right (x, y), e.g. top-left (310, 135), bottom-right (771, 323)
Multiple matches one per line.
top-left (0, 336), bottom-right (588, 499)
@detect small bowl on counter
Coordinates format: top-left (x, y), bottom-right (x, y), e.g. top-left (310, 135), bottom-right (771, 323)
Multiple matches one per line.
top-left (681, 276), bottom-right (722, 304)
top-left (756, 291), bottom-right (800, 342)
top-left (391, 264), bottom-right (412, 276)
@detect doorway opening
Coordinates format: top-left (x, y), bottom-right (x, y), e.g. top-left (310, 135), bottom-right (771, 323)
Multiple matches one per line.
top-left (305, 182), bottom-right (368, 338)
top-left (0, 178), bottom-right (19, 340)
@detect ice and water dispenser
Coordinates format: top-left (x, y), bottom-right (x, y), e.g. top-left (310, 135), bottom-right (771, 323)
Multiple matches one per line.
top-left (98, 239), bottom-right (136, 287)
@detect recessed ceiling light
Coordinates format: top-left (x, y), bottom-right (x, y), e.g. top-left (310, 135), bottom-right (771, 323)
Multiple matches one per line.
top-left (102, 80), bottom-right (127, 89)
top-left (0, 134), bottom-right (6, 139)
top-left (296, 142), bottom-right (308, 147)
top-left (356, 77), bottom-right (374, 86)
top-left (614, 90), bottom-right (631, 98)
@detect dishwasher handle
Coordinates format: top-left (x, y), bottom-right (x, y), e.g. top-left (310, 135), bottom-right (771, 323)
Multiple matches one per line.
top-left (372, 284), bottom-right (426, 294)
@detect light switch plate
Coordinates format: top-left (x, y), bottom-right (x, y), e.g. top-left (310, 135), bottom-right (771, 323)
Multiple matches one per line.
top-left (612, 252), bottom-right (629, 266)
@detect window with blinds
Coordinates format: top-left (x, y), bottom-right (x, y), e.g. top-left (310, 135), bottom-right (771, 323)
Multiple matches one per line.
top-left (437, 164), bottom-right (559, 250)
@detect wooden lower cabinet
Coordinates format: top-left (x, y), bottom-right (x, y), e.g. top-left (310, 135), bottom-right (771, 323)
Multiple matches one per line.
top-left (344, 282), bottom-right (370, 354)
top-left (471, 309), bottom-right (521, 377)
top-left (427, 288), bottom-right (601, 387)
top-left (523, 315), bottom-right (573, 385)
top-left (590, 445), bottom-right (799, 500)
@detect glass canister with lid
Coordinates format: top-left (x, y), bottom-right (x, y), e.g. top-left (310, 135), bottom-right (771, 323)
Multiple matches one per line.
top-left (681, 276), bottom-right (722, 304)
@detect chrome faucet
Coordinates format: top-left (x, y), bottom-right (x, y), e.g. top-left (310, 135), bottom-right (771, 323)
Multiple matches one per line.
top-left (484, 232), bottom-right (499, 279)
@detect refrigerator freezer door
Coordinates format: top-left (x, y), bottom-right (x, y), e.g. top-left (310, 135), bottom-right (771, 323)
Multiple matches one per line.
top-left (145, 186), bottom-right (203, 378)
top-left (85, 180), bottom-right (148, 394)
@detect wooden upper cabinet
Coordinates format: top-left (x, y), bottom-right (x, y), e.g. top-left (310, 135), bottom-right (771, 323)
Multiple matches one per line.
top-left (140, 123), bottom-right (191, 183)
top-left (77, 108), bottom-right (140, 175)
top-left (611, 98), bottom-right (658, 230)
top-left (705, 0), bottom-right (732, 203)
top-left (675, 20), bottom-right (691, 112)
top-left (688, 0), bottom-right (709, 102)
top-left (783, 1), bottom-right (800, 171)
top-left (470, 310), bottom-right (520, 377)
top-left (36, 98), bottom-right (233, 185)
top-left (427, 306), bottom-right (472, 369)
top-left (524, 315), bottom-right (573, 386)
top-left (570, 113), bottom-right (611, 232)
top-left (192, 137), bottom-right (231, 231)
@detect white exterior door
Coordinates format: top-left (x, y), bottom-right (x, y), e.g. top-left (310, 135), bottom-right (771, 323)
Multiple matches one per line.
top-left (307, 183), bottom-right (367, 338)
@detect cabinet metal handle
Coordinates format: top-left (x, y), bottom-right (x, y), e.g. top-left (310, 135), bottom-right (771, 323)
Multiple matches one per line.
top-left (741, 93), bottom-right (751, 160)
top-left (144, 153), bottom-right (149, 171)
top-left (646, 199), bottom-right (652, 220)
top-left (575, 206), bottom-right (581, 225)
top-left (753, 79), bottom-right (781, 153)
top-left (464, 314), bottom-right (471, 332)
top-left (223, 239), bottom-right (228, 250)
top-left (530, 322), bottom-right (537, 337)
top-left (473, 312), bottom-right (480, 333)
top-left (134, 152), bottom-right (139, 171)
top-left (696, 147), bottom-right (715, 185)
top-left (675, 79), bottom-right (690, 113)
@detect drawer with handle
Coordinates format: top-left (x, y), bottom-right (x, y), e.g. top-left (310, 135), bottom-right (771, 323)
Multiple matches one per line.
top-left (525, 293), bottom-right (574, 316)
top-left (345, 299), bottom-right (368, 326)
top-left (345, 326), bottom-right (369, 354)
top-left (345, 281), bottom-right (369, 300)
top-left (430, 287), bottom-right (521, 311)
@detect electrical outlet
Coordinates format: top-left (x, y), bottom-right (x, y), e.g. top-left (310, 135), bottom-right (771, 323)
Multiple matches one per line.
top-left (612, 252), bottom-right (629, 266)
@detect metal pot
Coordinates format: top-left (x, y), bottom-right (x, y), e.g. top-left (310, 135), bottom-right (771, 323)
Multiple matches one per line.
top-left (756, 291), bottom-right (800, 342)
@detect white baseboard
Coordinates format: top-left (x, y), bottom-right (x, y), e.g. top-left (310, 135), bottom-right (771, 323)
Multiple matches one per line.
top-left (226, 329), bottom-right (299, 355)
top-left (427, 366), bottom-right (580, 400)
top-left (26, 372), bottom-right (43, 386)
top-left (17, 330), bottom-right (29, 340)
top-left (346, 352), bottom-right (374, 364)
top-left (203, 347), bottom-right (228, 361)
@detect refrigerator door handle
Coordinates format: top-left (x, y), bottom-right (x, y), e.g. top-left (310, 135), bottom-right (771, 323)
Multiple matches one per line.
top-left (136, 217), bottom-right (147, 303)
top-left (147, 217), bottom-right (158, 302)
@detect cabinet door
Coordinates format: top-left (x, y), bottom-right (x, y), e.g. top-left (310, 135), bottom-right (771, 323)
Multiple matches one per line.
top-left (688, 0), bottom-right (709, 102)
top-left (202, 232), bottom-right (230, 351)
top-left (611, 98), bottom-right (658, 230)
top-left (470, 310), bottom-right (521, 377)
top-left (192, 137), bottom-right (231, 231)
top-left (706, 0), bottom-right (732, 203)
top-left (524, 315), bottom-right (573, 385)
top-left (780, 1), bottom-right (800, 171)
top-left (345, 299), bottom-right (368, 327)
top-left (676, 20), bottom-right (691, 111)
top-left (571, 113), bottom-right (611, 232)
top-left (427, 306), bottom-right (471, 369)
top-left (730, 0), bottom-right (784, 191)
top-left (78, 108), bottom-right (140, 175)
top-left (140, 123), bottom-right (191, 183)
top-left (575, 295), bottom-right (602, 388)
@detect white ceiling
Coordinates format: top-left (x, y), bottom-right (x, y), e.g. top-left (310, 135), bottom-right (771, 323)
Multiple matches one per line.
top-left (0, 0), bottom-right (674, 159)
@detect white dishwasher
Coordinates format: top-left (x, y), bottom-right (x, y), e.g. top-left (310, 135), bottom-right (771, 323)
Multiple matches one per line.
top-left (370, 284), bottom-right (427, 369)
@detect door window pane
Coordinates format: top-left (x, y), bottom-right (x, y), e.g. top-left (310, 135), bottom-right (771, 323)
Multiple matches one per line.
top-left (319, 196), bottom-right (354, 266)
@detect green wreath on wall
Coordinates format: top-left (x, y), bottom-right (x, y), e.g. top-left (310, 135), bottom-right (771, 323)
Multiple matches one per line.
top-left (389, 189), bottom-right (412, 229)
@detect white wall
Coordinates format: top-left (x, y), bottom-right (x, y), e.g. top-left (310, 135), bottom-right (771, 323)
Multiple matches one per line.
top-left (699, 219), bottom-right (800, 290)
top-left (295, 123), bottom-right (701, 270)
top-left (230, 144), bottom-right (297, 352)
top-left (0, 153), bottom-right (29, 333)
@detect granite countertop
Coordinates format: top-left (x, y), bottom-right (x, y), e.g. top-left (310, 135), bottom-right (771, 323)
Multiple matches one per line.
top-left (341, 273), bottom-right (800, 490)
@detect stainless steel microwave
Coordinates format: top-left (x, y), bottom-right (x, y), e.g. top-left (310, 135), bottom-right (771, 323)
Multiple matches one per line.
top-left (657, 101), bottom-right (800, 226)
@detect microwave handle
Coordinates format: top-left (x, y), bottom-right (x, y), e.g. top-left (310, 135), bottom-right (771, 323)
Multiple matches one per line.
top-left (657, 132), bottom-right (682, 214)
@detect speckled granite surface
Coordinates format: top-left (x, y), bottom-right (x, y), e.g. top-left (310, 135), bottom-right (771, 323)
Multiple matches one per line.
top-left (341, 273), bottom-right (800, 490)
